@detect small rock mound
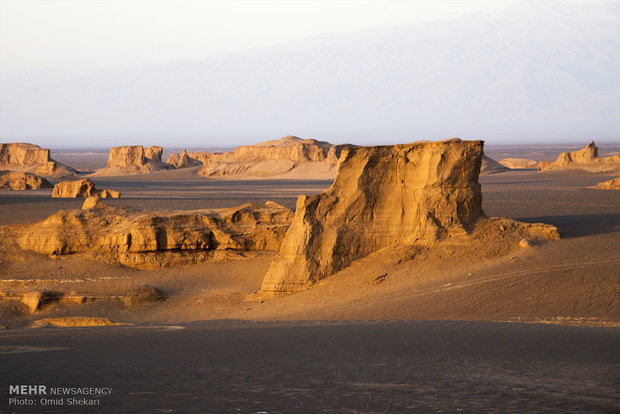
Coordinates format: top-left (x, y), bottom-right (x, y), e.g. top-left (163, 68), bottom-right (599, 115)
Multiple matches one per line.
top-left (82, 195), bottom-right (106, 209)
top-left (499, 158), bottom-right (539, 169)
top-left (30, 317), bottom-right (124, 328)
top-left (590, 177), bottom-right (620, 190)
top-left (52, 179), bottom-right (121, 198)
top-left (167, 149), bottom-right (203, 168)
top-left (0, 170), bottom-right (53, 190)
top-left (122, 286), bottom-right (166, 307)
top-left (538, 141), bottom-right (620, 172)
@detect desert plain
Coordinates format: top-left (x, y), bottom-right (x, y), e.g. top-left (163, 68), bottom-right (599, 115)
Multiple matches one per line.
top-left (0, 139), bottom-right (619, 413)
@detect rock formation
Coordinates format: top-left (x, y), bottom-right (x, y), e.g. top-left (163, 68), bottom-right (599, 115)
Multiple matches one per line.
top-left (590, 177), bottom-right (620, 190)
top-left (261, 138), bottom-right (561, 293)
top-left (18, 200), bottom-right (293, 269)
top-left (0, 171), bottom-right (53, 190)
top-left (167, 136), bottom-right (351, 179)
top-left (0, 143), bottom-right (77, 178)
top-left (499, 158), bottom-right (539, 169)
top-left (481, 155), bottom-right (510, 174)
top-left (538, 141), bottom-right (620, 172)
top-left (167, 149), bottom-right (203, 168)
top-left (261, 139), bottom-right (485, 292)
top-left (91, 145), bottom-right (173, 176)
top-left (52, 179), bottom-right (121, 198)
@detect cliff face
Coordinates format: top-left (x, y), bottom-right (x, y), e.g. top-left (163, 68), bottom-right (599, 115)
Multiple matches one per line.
top-left (538, 141), bottom-right (620, 172)
top-left (261, 139), bottom-right (485, 292)
top-left (18, 201), bottom-right (293, 269)
top-left (0, 171), bottom-right (53, 190)
top-left (0, 143), bottom-right (50, 165)
top-left (167, 136), bottom-right (350, 178)
top-left (93, 145), bottom-right (172, 176)
top-left (0, 143), bottom-right (77, 178)
top-left (52, 179), bottom-right (121, 198)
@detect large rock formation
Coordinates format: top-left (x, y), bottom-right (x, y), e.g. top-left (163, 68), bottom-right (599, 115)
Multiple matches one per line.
top-left (0, 171), bottom-right (53, 190)
top-left (499, 158), bottom-right (539, 169)
top-left (261, 139), bottom-right (485, 292)
top-left (52, 179), bottom-right (121, 198)
top-left (538, 141), bottom-right (620, 172)
top-left (91, 145), bottom-right (173, 176)
top-left (261, 138), bottom-right (561, 293)
top-left (167, 136), bottom-right (351, 179)
top-left (0, 143), bottom-right (77, 178)
top-left (18, 201), bottom-right (293, 269)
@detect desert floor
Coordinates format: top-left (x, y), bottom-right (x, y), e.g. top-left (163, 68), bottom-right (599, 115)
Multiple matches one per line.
top-left (0, 145), bottom-right (619, 413)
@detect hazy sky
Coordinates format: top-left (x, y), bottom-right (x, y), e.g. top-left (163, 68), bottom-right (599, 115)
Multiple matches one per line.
top-left (0, 0), bottom-right (617, 147)
top-left (0, 0), bottom-right (521, 72)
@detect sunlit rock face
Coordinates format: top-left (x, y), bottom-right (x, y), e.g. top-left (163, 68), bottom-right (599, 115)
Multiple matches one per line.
top-left (52, 179), bottom-right (120, 198)
top-left (167, 136), bottom-right (351, 178)
top-left (0, 143), bottom-right (77, 179)
top-left (92, 145), bottom-right (172, 175)
top-left (261, 138), bottom-right (484, 292)
top-left (538, 141), bottom-right (620, 173)
top-left (18, 201), bottom-right (293, 270)
top-left (0, 171), bottom-right (53, 190)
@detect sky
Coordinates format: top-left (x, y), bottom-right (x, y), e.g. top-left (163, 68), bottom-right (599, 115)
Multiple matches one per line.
top-left (0, 0), bottom-right (520, 73)
top-left (0, 0), bottom-right (618, 147)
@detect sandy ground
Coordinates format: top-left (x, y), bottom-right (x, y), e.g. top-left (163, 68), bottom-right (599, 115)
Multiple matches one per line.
top-left (1, 321), bottom-right (618, 413)
top-left (1, 145), bottom-right (619, 412)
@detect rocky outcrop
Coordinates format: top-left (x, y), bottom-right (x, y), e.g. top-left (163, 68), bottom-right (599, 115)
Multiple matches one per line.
top-left (590, 177), bottom-right (620, 190)
top-left (499, 158), bottom-right (539, 169)
top-left (0, 143), bottom-right (77, 178)
top-left (261, 139), bottom-right (485, 292)
top-left (261, 138), bottom-right (562, 293)
top-left (0, 171), bottom-right (53, 190)
top-left (0, 143), bottom-right (49, 165)
top-left (30, 317), bottom-right (124, 327)
top-left (122, 286), bottom-right (166, 307)
top-left (91, 145), bottom-right (173, 176)
top-left (481, 155), bottom-right (510, 174)
top-left (167, 136), bottom-right (351, 179)
top-left (52, 179), bottom-right (121, 198)
top-left (18, 201), bottom-right (293, 269)
top-left (538, 141), bottom-right (620, 172)
top-left (167, 149), bottom-right (203, 168)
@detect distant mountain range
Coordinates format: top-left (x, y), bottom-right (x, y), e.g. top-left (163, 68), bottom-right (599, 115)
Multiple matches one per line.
top-left (1, 0), bottom-right (618, 147)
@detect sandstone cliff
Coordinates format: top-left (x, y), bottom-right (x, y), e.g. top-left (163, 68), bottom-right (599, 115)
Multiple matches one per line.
top-left (538, 141), bottom-right (620, 172)
top-left (167, 136), bottom-right (351, 179)
top-left (261, 139), bottom-right (560, 293)
top-left (0, 171), bottom-right (53, 190)
top-left (52, 179), bottom-right (121, 198)
top-left (18, 201), bottom-right (293, 269)
top-left (0, 143), bottom-right (77, 178)
top-left (499, 158), bottom-right (539, 169)
top-left (91, 145), bottom-right (173, 176)
top-left (261, 139), bottom-right (484, 292)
